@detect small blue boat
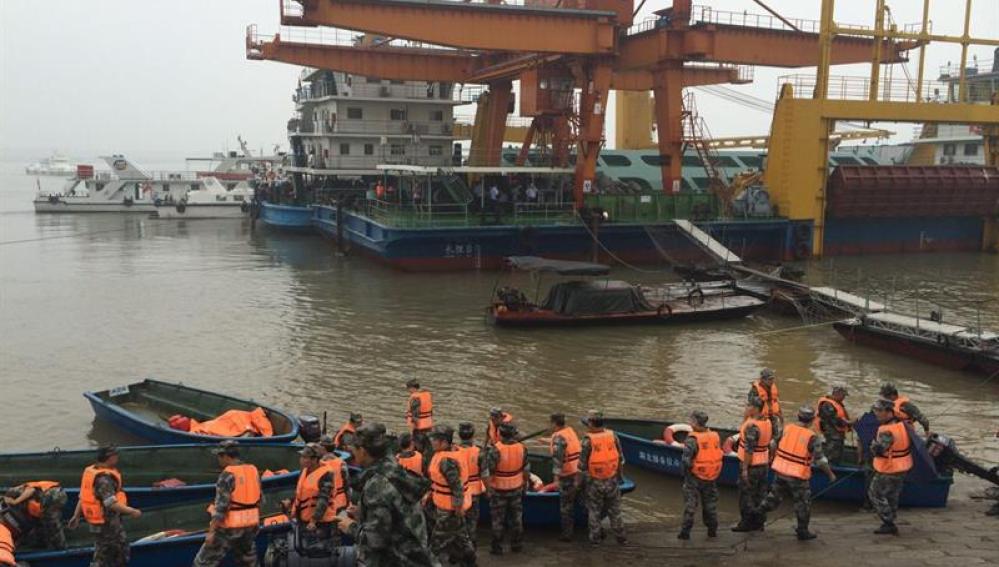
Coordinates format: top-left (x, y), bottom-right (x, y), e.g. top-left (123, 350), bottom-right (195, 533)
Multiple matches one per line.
top-left (84, 379), bottom-right (301, 445)
top-left (259, 201), bottom-right (314, 231)
top-left (478, 453), bottom-right (637, 526)
top-left (604, 417), bottom-right (952, 508)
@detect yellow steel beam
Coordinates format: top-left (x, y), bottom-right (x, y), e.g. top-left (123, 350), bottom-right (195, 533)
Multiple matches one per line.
top-left (820, 100), bottom-right (999, 123)
top-left (286, 0), bottom-right (618, 54)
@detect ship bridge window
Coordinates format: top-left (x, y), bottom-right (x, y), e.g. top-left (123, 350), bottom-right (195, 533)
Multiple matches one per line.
top-left (964, 143), bottom-right (979, 156)
top-left (682, 156), bottom-right (703, 167)
top-left (364, 144), bottom-right (375, 156)
top-left (943, 144), bottom-right (956, 156)
top-left (600, 154), bottom-right (632, 167)
top-left (640, 155), bottom-right (666, 166)
top-left (347, 107), bottom-right (363, 119)
top-left (390, 144), bottom-right (405, 156)
top-left (390, 109), bottom-right (406, 121)
top-left (430, 110), bottom-right (444, 122)
top-left (429, 145), bottom-right (443, 156)
top-left (739, 155), bottom-right (764, 168)
top-left (340, 143), bottom-right (351, 155)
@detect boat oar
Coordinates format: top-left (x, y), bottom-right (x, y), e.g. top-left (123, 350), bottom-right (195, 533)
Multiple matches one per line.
top-left (516, 427), bottom-right (550, 443)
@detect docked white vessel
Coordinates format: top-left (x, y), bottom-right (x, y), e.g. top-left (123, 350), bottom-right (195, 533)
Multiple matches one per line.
top-left (25, 153), bottom-right (79, 176)
top-left (33, 156), bottom-right (197, 213)
top-left (154, 177), bottom-right (253, 219)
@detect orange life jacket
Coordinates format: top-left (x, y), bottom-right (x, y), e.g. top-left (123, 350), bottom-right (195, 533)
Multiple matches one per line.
top-left (892, 397), bottom-right (912, 423)
top-left (0, 522), bottom-right (15, 567)
top-left (585, 430), bottom-right (620, 480)
top-left (814, 397), bottom-right (850, 434)
top-left (771, 423), bottom-right (816, 480)
top-left (396, 450), bottom-right (424, 477)
top-left (429, 450), bottom-right (471, 512)
top-left (263, 514), bottom-right (290, 527)
top-left (688, 430), bottom-right (723, 481)
top-left (550, 426), bottom-right (581, 478)
top-left (333, 422), bottom-right (356, 448)
top-left (487, 413), bottom-right (514, 444)
top-left (22, 481), bottom-right (60, 519)
top-left (294, 466), bottom-right (338, 523)
top-left (753, 381), bottom-right (781, 417)
top-left (737, 418), bottom-right (773, 467)
top-left (210, 464), bottom-right (261, 529)
top-left (406, 391), bottom-right (433, 431)
top-left (458, 444), bottom-right (484, 496)
top-left (873, 421), bottom-right (913, 474)
top-left (188, 407), bottom-right (274, 438)
top-left (79, 466), bottom-right (127, 526)
top-left (322, 457), bottom-right (349, 512)
top-left (490, 441), bottom-right (527, 491)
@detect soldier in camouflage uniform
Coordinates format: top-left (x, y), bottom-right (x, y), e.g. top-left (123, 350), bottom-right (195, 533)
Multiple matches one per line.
top-left (757, 407), bottom-right (836, 541)
top-left (748, 368), bottom-right (783, 439)
top-left (549, 413), bottom-right (580, 541)
top-left (869, 399), bottom-right (913, 535)
top-left (578, 411), bottom-right (626, 546)
top-left (816, 386), bottom-right (853, 464)
top-left (193, 441), bottom-right (260, 567)
top-left (283, 443), bottom-right (338, 554)
top-left (879, 383), bottom-right (931, 436)
top-left (336, 422), bottom-right (437, 567)
top-left (732, 399), bottom-right (773, 532)
top-left (427, 426), bottom-right (477, 566)
top-left (484, 422), bottom-right (529, 555)
top-left (67, 446), bottom-right (141, 567)
top-left (457, 422), bottom-right (487, 543)
top-left (678, 411), bottom-right (719, 540)
top-left (2, 482), bottom-right (68, 550)
top-left (407, 379), bottom-right (433, 455)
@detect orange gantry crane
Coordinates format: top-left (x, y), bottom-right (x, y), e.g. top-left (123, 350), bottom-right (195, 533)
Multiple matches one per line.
top-left (247, 0), bottom-right (914, 207)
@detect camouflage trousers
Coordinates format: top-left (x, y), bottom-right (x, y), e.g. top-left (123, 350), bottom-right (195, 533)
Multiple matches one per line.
top-left (88, 518), bottom-right (128, 567)
top-left (737, 465), bottom-right (769, 526)
top-left (489, 489), bottom-right (524, 549)
top-left (585, 478), bottom-right (624, 544)
top-left (193, 526), bottom-right (258, 567)
top-left (431, 508), bottom-right (476, 566)
top-left (822, 434), bottom-right (846, 465)
top-left (20, 488), bottom-right (68, 551)
top-left (463, 494), bottom-right (481, 544)
top-left (869, 472), bottom-right (906, 525)
top-left (759, 474), bottom-right (811, 531)
top-left (557, 476), bottom-right (579, 538)
top-left (681, 475), bottom-right (718, 531)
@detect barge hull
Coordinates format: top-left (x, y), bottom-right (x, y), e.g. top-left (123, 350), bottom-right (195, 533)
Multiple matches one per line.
top-left (833, 321), bottom-right (999, 375)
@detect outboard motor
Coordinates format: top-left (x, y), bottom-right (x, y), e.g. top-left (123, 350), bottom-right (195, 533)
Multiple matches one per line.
top-left (298, 415), bottom-right (322, 443)
top-left (264, 523), bottom-right (357, 567)
top-left (926, 433), bottom-right (999, 485)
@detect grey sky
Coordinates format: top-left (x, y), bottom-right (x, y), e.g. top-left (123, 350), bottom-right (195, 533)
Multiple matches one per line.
top-left (2, 0), bottom-right (997, 158)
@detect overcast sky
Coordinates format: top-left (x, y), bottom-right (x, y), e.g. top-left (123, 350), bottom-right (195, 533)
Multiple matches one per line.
top-left (1, 0), bottom-right (997, 160)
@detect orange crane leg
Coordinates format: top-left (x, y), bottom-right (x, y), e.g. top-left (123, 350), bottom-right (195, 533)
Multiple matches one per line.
top-left (653, 67), bottom-right (685, 195)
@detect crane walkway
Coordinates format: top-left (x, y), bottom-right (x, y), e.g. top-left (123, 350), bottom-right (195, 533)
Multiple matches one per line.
top-left (672, 219), bottom-right (743, 265)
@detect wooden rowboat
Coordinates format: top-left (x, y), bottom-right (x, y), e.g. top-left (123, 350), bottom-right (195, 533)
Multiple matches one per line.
top-left (84, 379), bottom-right (301, 444)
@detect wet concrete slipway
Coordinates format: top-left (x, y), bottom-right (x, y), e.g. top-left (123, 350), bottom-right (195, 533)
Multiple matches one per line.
top-left (1, 160), bottom-right (997, 565)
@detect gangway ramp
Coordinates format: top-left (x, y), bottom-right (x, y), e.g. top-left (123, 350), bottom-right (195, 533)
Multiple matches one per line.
top-left (810, 287), bottom-right (885, 315)
top-left (673, 219), bottom-right (742, 265)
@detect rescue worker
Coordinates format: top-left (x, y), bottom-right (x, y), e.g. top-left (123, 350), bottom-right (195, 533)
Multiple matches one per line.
top-left (815, 386), bottom-right (853, 464)
top-left (758, 406), bottom-right (836, 540)
top-left (320, 444), bottom-right (351, 513)
top-left (485, 422), bottom-right (529, 555)
top-left (485, 407), bottom-right (514, 445)
top-left (732, 399), bottom-right (773, 532)
top-left (549, 412), bottom-right (581, 541)
top-left (0, 503), bottom-right (16, 567)
top-left (869, 399), bottom-right (914, 535)
top-left (406, 379), bottom-right (434, 454)
top-left (577, 410), bottom-right (626, 546)
top-left (283, 443), bottom-right (338, 554)
top-left (678, 410), bottom-right (721, 540)
top-left (333, 413), bottom-right (363, 450)
top-left (749, 368), bottom-right (783, 438)
top-left (456, 422), bottom-right (487, 542)
top-left (67, 445), bottom-right (141, 567)
top-left (396, 432), bottom-right (425, 477)
top-left (2, 481), bottom-right (68, 549)
top-left (879, 383), bottom-right (930, 436)
top-left (193, 441), bottom-right (261, 567)
top-left (427, 426), bottom-right (476, 567)
top-left (334, 422), bottom-right (435, 566)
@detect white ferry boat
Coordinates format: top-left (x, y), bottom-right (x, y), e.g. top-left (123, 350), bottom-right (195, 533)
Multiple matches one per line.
top-left (154, 177), bottom-right (254, 219)
top-left (25, 153), bottom-right (79, 176)
top-left (33, 156), bottom-right (198, 213)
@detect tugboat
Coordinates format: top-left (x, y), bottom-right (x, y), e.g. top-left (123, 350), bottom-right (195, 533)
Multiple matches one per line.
top-left (487, 256), bottom-right (766, 328)
top-left (154, 177), bottom-right (253, 219)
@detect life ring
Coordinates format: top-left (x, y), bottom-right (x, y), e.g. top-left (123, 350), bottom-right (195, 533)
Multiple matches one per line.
top-left (123, 197), bottom-right (134, 207)
top-left (793, 241), bottom-right (811, 260)
top-left (657, 303), bottom-right (672, 317)
top-left (176, 202), bottom-right (187, 214)
top-left (240, 201), bottom-right (249, 213)
top-left (793, 223), bottom-right (811, 242)
top-left (723, 434), bottom-right (739, 456)
top-left (687, 288), bottom-right (705, 307)
top-left (662, 423), bottom-right (692, 448)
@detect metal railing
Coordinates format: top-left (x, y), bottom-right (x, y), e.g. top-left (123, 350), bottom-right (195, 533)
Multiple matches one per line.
top-left (296, 154), bottom-right (455, 170)
top-left (292, 118), bottom-right (454, 136)
top-left (939, 58), bottom-right (996, 78)
top-left (690, 5), bottom-right (873, 35)
top-left (778, 74), bottom-right (952, 103)
top-left (250, 24), bottom-right (468, 54)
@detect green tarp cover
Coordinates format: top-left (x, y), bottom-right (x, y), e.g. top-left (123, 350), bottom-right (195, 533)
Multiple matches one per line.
top-left (542, 280), bottom-right (653, 315)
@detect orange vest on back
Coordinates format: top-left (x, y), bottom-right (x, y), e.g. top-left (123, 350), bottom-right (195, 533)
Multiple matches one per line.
top-left (892, 397), bottom-right (912, 422)
top-left (294, 466), bottom-right (337, 523)
top-left (771, 423), bottom-right (816, 480)
top-left (429, 450), bottom-right (471, 512)
top-left (79, 466), bottom-right (127, 526)
top-left (333, 422), bottom-right (356, 448)
top-left (585, 430), bottom-right (620, 480)
top-left (873, 421), bottom-right (913, 474)
top-left (737, 418), bottom-right (773, 467)
top-left (322, 457), bottom-right (349, 511)
top-left (487, 413), bottom-right (514, 444)
top-left (458, 444), bottom-right (484, 496)
top-left (550, 427), bottom-right (581, 478)
top-left (397, 451), bottom-right (424, 477)
top-left (22, 481), bottom-right (60, 519)
top-left (753, 381), bottom-right (781, 417)
top-left (689, 430), bottom-right (723, 481)
top-left (0, 522), bottom-right (15, 567)
top-left (490, 441), bottom-right (527, 491)
top-left (214, 464), bottom-right (261, 528)
top-left (406, 391), bottom-right (433, 430)
top-left (814, 397), bottom-right (850, 433)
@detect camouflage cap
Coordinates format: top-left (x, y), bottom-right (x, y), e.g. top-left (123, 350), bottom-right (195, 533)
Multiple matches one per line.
top-left (832, 385), bottom-right (849, 396)
top-left (353, 422), bottom-right (389, 451)
top-left (879, 383), bottom-right (898, 397)
top-left (760, 368), bottom-right (776, 380)
top-left (872, 398), bottom-right (895, 413)
top-left (797, 405), bottom-right (816, 422)
top-left (489, 407), bottom-right (504, 418)
top-left (298, 442), bottom-right (324, 459)
top-left (349, 412), bottom-right (364, 424)
top-left (213, 440), bottom-right (240, 457)
top-left (498, 422), bottom-right (518, 438)
top-left (429, 425), bottom-right (454, 443)
top-left (319, 434), bottom-right (336, 448)
top-left (457, 422), bottom-right (475, 437)
top-left (581, 410), bottom-right (604, 426)
top-left (405, 379), bottom-right (420, 389)
top-left (689, 410), bottom-right (709, 427)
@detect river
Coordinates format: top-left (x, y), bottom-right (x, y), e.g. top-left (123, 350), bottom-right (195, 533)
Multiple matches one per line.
top-left (1, 158), bottom-right (996, 522)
